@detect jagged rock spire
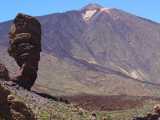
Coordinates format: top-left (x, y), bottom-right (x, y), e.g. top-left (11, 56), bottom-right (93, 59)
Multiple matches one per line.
top-left (8, 13), bottom-right (41, 90)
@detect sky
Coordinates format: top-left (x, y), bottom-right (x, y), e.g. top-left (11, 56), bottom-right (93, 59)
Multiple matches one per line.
top-left (0, 0), bottom-right (159, 23)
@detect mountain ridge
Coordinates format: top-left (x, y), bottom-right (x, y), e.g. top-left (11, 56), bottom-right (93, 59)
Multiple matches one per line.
top-left (0, 5), bottom-right (160, 97)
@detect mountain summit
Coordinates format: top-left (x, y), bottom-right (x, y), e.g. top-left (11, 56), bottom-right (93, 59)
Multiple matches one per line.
top-left (82, 3), bottom-right (104, 10)
top-left (81, 3), bottom-right (112, 21)
top-left (0, 5), bottom-right (160, 97)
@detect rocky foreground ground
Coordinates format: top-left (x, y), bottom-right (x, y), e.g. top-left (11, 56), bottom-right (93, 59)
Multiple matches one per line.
top-left (1, 79), bottom-right (160, 120)
top-left (0, 79), bottom-right (93, 120)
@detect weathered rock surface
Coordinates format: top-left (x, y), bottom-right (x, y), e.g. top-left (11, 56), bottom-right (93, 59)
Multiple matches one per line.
top-left (0, 63), bottom-right (35, 120)
top-left (0, 63), bottom-right (9, 80)
top-left (0, 83), bottom-right (36, 120)
top-left (8, 13), bottom-right (41, 90)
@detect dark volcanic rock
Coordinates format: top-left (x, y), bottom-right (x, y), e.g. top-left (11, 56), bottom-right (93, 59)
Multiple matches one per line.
top-left (8, 13), bottom-right (41, 90)
top-left (0, 64), bottom-right (36, 120)
top-left (0, 63), bottom-right (9, 80)
top-left (0, 83), bottom-right (36, 120)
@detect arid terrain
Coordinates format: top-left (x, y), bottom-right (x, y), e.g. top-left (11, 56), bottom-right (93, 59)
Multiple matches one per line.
top-left (1, 3), bottom-right (160, 120)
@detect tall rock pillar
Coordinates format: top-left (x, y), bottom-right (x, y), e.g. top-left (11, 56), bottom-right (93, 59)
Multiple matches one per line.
top-left (8, 13), bottom-right (41, 90)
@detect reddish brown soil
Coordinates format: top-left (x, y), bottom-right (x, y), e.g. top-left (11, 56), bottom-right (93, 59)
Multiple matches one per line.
top-left (33, 85), bottom-right (160, 111)
top-left (64, 95), bottom-right (159, 111)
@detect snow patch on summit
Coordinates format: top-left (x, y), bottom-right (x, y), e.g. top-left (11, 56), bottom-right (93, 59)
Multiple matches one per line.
top-left (82, 7), bottom-right (111, 22)
top-left (82, 9), bottom-right (97, 22)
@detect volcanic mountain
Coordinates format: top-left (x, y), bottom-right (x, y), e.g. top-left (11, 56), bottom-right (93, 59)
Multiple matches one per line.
top-left (1, 4), bottom-right (160, 96)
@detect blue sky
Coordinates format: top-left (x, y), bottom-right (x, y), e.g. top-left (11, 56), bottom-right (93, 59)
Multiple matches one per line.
top-left (0, 0), bottom-right (159, 23)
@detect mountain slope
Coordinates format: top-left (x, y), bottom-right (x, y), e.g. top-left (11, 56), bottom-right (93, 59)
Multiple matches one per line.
top-left (1, 4), bottom-right (160, 96)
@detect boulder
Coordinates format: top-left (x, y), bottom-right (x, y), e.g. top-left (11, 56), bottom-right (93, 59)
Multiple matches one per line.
top-left (0, 83), bottom-right (36, 120)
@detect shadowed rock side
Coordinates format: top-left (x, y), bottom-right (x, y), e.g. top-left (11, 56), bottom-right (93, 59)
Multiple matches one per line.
top-left (0, 85), bottom-right (36, 120)
top-left (8, 13), bottom-right (41, 90)
top-left (0, 63), bottom-right (9, 80)
top-left (0, 66), bottom-right (36, 120)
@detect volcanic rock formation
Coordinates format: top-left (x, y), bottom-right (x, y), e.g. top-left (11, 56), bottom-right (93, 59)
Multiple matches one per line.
top-left (0, 63), bottom-right (9, 80)
top-left (8, 13), bottom-right (41, 90)
top-left (0, 66), bottom-right (35, 120)
top-left (0, 83), bottom-right (36, 120)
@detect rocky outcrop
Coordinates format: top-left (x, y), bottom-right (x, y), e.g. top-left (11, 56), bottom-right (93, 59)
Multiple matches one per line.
top-left (8, 13), bottom-right (41, 90)
top-left (0, 83), bottom-right (36, 120)
top-left (0, 63), bottom-right (9, 81)
top-left (0, 84), bottom-right (11, 120)
top-left (0, 63), bottom-right (36, 120)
